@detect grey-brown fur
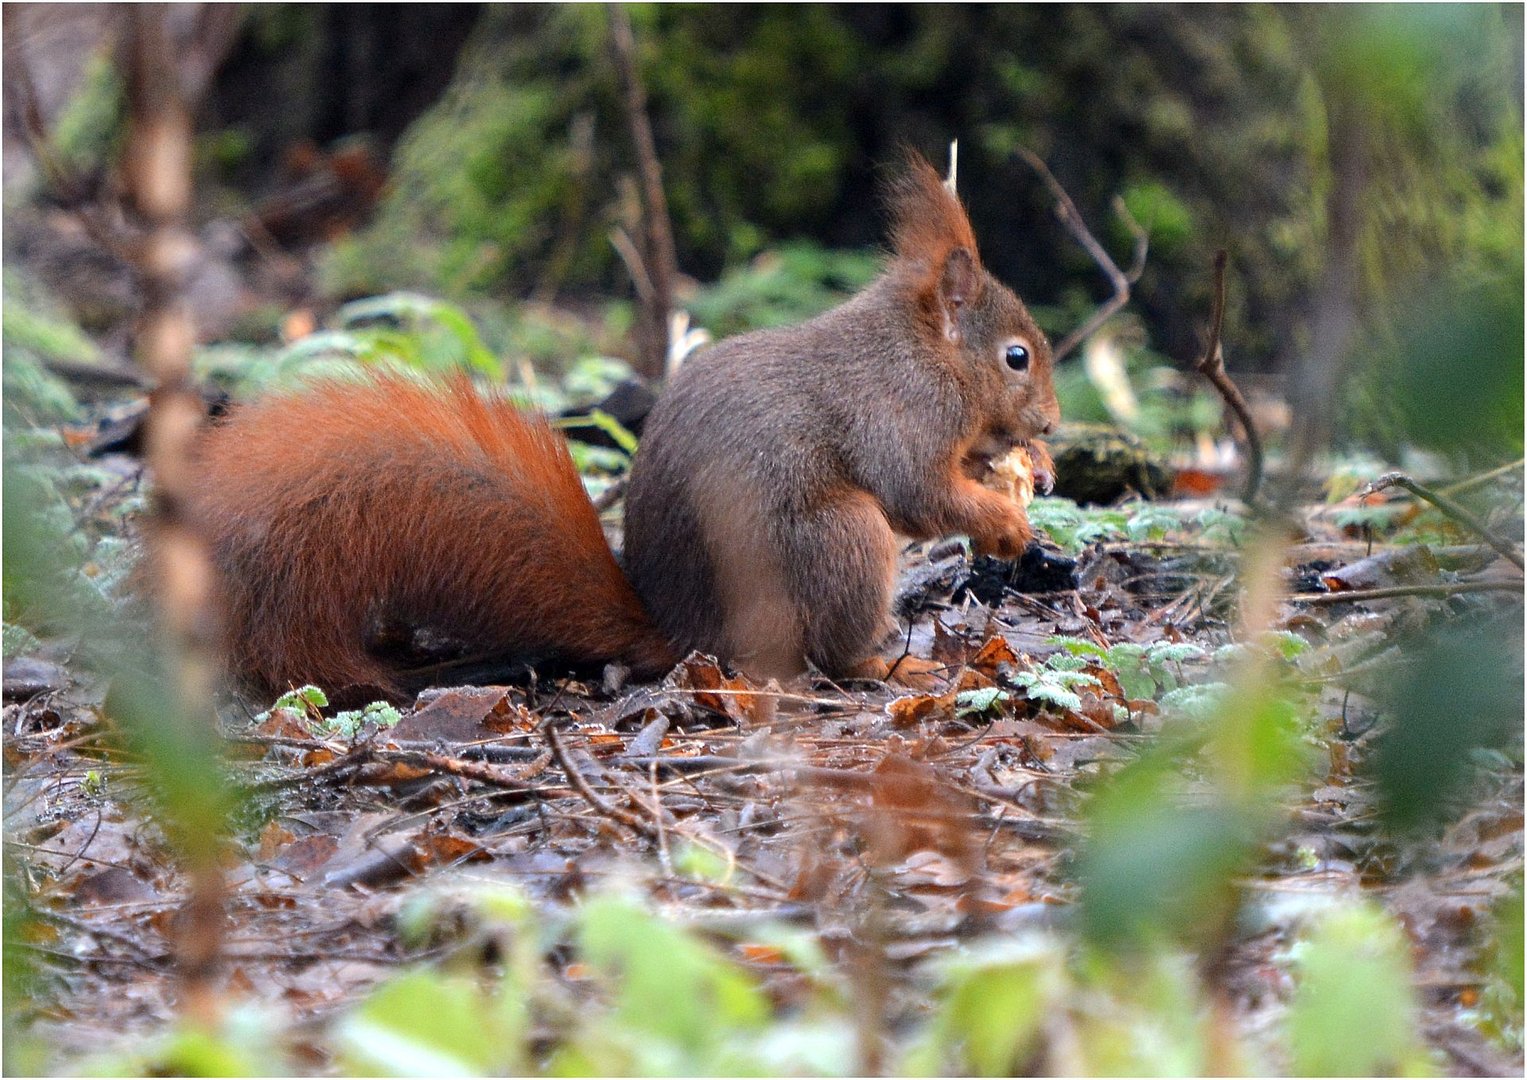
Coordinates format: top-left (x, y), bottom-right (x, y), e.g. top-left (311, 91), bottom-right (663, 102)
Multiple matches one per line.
top-left (625, 156), bottom-right (1060, 679)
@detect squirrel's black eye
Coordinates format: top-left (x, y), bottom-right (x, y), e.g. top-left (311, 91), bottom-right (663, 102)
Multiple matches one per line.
top-left (1005, 344), bottom-right (1030, 371)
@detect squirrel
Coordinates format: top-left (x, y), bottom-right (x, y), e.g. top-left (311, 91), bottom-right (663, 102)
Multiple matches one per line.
top-left (184, 153), bottom-right (1060, 705)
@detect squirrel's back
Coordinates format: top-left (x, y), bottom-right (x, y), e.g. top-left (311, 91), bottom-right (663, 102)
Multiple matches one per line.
top-left (188, 373), bottom-right (673, 703)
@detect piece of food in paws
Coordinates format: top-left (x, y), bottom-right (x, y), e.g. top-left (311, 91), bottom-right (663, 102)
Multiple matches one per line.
top-left (978, 445), bottom-right (1038, 507)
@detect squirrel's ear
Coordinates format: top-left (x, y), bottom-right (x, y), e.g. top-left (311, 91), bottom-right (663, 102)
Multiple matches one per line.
top-left (939, 247), bottom-right (977, 332)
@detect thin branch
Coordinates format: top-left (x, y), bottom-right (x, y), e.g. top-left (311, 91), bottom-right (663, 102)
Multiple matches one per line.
top-left (1193, 250), bottom-right (1265, 506)
top-left (1437, 457), bottom-right (1525, 500)
top-left (543, 717), bottom-right (658, 840)
top-left (118, 3), bottom-right (236, 1026)
top-left (1289, 580), bottom-right (1523, 605)
top-left (1013, 147), bottom-right (1147, 362)
top-left (608, 225), bottom-right (654, 302)
top-left (373, 747), bottom-right (546, 792)
top-left (1361, 472), bottom-right (1524, 570)
top-left (6, 53), bottom-right (136, 263)
top-left (607, 4), bottom-right (677, 381)
top-left (590, 475), bottom-right (629, 514)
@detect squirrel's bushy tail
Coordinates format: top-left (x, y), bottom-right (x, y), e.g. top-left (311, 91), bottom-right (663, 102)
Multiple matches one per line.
top-left (186, 373), bottom-right (675, 704)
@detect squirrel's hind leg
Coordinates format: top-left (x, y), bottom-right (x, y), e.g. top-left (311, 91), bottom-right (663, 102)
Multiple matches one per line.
top-left (781, 491), bottom-right (900, 679)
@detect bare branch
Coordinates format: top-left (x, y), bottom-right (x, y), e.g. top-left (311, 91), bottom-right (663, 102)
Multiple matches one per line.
top-left (1193, 250), bottom-right (1265, 506)
top-left (1361, 472), bottom-right (1524, 570)
top-left (1013, 146), bottom-right (1148, 362)
top-left (1290, 580), bottom-right (1523, 605)
top-left (590, 476), bottom-right (629, 514)
top-left (118, 2), bottom-right (229, 1026)
top-left (609, 225), bottom-right (655, 303)
top-left (607, 4), bottom-right (678, 381)
top-left (543, 717), bottom-right (659, 841)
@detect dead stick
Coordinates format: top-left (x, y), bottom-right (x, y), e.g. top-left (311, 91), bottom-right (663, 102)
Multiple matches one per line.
top-left (1289, 581), bottom-right (1523, 605)
top-left (1194, 250), bottom-right (1264, 506)
top-left (7, 54), bottom-right (137, 264)
top-left (591, 475), bottom-right (629, 514)
top-left (1362, 472), bottom-right (1524, 571)
top-left (543, 718), bottom-right (658, 840)
top-left (608, 4), bottom-right (677, 381)
top-left (1014, 147), bottom-right (1147, 362)
top-left (120, 4), bottom-right (230, 1027)
top-left (1437, 457), bottom-right (1525, 499)
top-left (377, 747), bottom-right (545, 792)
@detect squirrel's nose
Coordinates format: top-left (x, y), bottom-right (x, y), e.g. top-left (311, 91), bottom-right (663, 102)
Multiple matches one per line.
top-left (1039, 417), bottom-right (1055, 436)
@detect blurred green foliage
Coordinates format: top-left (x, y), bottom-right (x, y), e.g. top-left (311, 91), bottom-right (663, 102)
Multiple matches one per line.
top-left (48, 48), bottom-right (124, 178)
top-left (1077, 615), bottom-right (1319, 951)
top-left (1026, 497), bottom-right (1247, 556)
top-left (686, 242), bottom-right (880, 339)
top-left (1285, 903), bottom-right (1431, 1075)
top-left (1306, 5), bottom-right (1523, 460)
top-left (1, 273), bottom-right (91, 425)
top-left (323, 6), bottom-right (1319, 364)
top-left (54, 879), bottom-right (1455, 1077)
top-left (1369, 616), bottom-right (1524, 834)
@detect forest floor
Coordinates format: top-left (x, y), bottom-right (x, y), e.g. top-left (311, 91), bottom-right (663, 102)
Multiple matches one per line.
top-left (3, 400), bottom-right (1523, 1074)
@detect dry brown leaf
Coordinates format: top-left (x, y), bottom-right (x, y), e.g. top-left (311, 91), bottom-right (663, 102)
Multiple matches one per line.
top-left (256, 821), bottom-right (296, 862)
top-left (953, 668), bottom-right (997, 694)
top-left (72, 866), bottom-right (153, 906)
top-left (269, 835), bottom-right (339, 879)
top-left (365, 761), bottom-right (432, 785)
top-left (585, 732), bottom-right (626, 753)
top-left (671, 653), bottom-right (762, 723)
top-left (736, 943), bottom-right (788, 965)
top-left (970, 634), bottom-right (1019, 678)
top-left (886, 692), bottom-right (957, 728)
top-left (256, 707), bottom-right (311, 741)
top-left (862, 753), bottom-right (978, 869)
top-left (391, 687), bottom-right (518, 742)
top-left (416, 833), bottom-right (488, 870)
top-left (931, 619), bottom-right (970, 667)
top-left (787, 848), bottom-right (837, 902)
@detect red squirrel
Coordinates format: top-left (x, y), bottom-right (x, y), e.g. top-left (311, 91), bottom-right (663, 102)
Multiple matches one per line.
top-left (185, 154), bottom-right (1059, 704)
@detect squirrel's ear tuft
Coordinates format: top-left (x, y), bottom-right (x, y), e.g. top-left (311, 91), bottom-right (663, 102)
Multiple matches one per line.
top-left (885, 150), bottom-right (981, 273)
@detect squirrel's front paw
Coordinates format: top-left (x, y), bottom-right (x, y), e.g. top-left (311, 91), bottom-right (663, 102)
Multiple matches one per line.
top-left (970, 501), bottom-right (1034, 560)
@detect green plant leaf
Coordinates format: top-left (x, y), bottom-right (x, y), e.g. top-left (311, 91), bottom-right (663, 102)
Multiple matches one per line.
top-left (1286, 904), bottom-right (1430, 1076)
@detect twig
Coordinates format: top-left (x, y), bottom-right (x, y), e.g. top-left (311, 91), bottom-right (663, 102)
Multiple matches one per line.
top-left (607, 4), bottom-right (677, 381)
top-left (34, 908), bottom-right (170, 965)
top-left (119, 4), bottom-right (233, 1027)
top-left (1437, 457), bottom-right (1525, 500)
top-left (1288, 581), bottom-right (1523, 605)
top-left (368, 746), bottom-right (546, 793)
top-left (608, 225), bottom-right (654, 303)
top-left (1013, 147), bottom-right (1148, 362)
top-left (1193, 250), bottom-right (1264, 506)
top-left (591, 475), bottom-right (629, 514)
top-left (543, 718), bottom-right (658, 840)
top-left (6, 53), bottom-right (136, 263)
top-left (1362, 472), bottom-right (1524, 570)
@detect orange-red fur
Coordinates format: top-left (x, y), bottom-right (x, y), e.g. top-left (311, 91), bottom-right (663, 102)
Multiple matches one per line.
top-left (886, 154), bottom-right (980, 286)
top-left (185, 153), bottom-right (1058, 702)
top-left (187, 374), bottom-right (674, 703)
